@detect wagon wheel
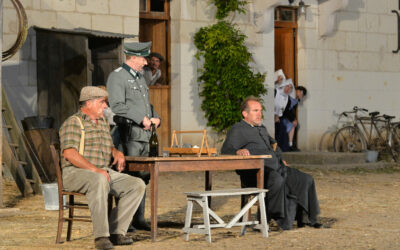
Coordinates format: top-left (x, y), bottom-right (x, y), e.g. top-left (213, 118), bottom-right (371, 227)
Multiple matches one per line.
top-left (2, 0), bottom-right (28, 61)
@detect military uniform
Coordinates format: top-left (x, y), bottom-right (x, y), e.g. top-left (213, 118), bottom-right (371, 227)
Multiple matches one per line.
top-left (106, 42), bottom-right (158, 231)
top-left (107, 64), bottom-right (159, 156)
top-left (107, 41), bottom-right (160, 157)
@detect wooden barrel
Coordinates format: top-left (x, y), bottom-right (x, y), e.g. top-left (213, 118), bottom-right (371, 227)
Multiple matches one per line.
top-left (22, 116), bottom-right (58, 183)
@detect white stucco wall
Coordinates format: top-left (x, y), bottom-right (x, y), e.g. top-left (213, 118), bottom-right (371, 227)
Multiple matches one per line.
top-left (297, 0), bottom-right (400, 151)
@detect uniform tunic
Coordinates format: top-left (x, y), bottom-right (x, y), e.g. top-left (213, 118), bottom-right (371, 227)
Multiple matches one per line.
top-left (59, 111), bottom-right (145, 238)
top-left (107, 63), bottom-right (160, 156)
top-left (221, 120), bottom-right (320, 229)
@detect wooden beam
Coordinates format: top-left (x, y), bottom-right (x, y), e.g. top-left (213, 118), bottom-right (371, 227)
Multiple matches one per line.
top-left (1, 0), bottom-right (3, 208)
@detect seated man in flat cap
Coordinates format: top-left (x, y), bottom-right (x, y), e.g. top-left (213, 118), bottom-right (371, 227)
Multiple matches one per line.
top-left (143, 52), bottom-right (164, 86)
top-left (107, 41), bottom-right (161, 231)
top-left (59, 86), bottom-right (146, 250)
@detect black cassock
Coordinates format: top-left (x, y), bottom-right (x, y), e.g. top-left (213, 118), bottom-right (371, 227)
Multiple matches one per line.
top-left (221, 120), bottom-right (320, 229)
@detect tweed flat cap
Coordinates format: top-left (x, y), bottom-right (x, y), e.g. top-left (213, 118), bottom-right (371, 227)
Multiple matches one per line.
top-left (79, 86), bottom-right (108, 102)
top-left (124, 41), bottom-right (152, 56)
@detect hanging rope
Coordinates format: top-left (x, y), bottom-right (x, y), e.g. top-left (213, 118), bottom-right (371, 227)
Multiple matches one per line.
top-left (2, 0), bottom-right (28, 61)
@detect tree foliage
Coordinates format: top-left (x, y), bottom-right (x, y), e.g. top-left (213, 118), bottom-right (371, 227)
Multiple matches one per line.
top-left (194, 20), bottom-right (266, 134)
top-left (211, 0), bottom-right (247, 20)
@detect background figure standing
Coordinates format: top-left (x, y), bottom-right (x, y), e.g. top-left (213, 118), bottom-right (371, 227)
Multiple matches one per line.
top-left (274, 79), bottom-right (294, 151)
top-left (280, 86), bottom-right (308, 151)
top-left (107, 41), bottom-right (161, 232)
top-left (143, 52), bottom-right (164, 86)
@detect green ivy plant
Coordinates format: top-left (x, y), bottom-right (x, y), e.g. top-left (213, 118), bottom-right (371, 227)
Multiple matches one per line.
top-left (194, 1), bottom-right (267, 134)
top-left (211, 0), bottom-right (247, 20)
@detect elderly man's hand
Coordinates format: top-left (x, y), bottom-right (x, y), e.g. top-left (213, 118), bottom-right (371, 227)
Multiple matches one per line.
top-left (236, 149), bottom-right (250, 156)
top-left (95, 168), bottom-right (110, 182)
top-left (112, 148), bottom-right (126, 172)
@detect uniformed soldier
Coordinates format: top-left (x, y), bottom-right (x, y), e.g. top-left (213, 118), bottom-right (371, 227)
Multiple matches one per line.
top-left (107, 41), bottom-right (161, 231)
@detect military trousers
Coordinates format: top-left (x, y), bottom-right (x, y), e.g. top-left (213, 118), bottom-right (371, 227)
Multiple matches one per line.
top-left (62, 166), bottom-right (146, 238)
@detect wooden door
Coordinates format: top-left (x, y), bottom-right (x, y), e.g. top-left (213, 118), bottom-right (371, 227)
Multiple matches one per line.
top-left (139, 19), bottom-right (168, 84)
top-left (274, 7), bottom-right (298, 85)
top-left (275, 27), bottom-right (296, 83)
top-left (36, 30), bottom-right (90, 129)
top-left (139, 0), bottom-right (171, 151)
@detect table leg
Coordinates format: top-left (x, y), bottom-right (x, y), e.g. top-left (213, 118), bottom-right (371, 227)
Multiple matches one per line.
top-left (151, 163), bottom-right (159, 242)
top-left (205, 171), bottom-right (212, 206)
top-left (256, 160), bottom-right (264, 189)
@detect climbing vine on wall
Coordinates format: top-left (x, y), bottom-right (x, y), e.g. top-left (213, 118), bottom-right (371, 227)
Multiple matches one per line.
top-left (211, 0), bottom-right (247, 20)
top-left (194, 0), bottom-right (267, 134)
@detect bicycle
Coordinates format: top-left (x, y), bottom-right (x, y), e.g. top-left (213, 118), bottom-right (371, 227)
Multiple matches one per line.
top-left (333, 106), bottom-right (400, 162)
top-left (333, 106), bottom-right (369, 152)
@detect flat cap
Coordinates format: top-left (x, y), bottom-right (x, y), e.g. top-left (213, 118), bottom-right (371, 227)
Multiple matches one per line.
top-left (149, 52), bottom-right (164, 61)
top-left (124, 41), bottom-right (152, 57)
top-left (79, 86), bottom-right (108, 102)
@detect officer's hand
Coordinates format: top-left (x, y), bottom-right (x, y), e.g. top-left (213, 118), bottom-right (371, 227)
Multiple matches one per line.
top-left (112, 148), bottom-right (126, 172)
top-left (142, 116), bottom-right (152, 130)
top-left (236, 149), bottom-right (250, 156)
top-left (150, 118), bottom-right (161, 128)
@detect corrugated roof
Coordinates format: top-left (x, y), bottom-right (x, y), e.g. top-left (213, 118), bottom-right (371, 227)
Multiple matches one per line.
top-left (33, 26), bottom-right (137, 39)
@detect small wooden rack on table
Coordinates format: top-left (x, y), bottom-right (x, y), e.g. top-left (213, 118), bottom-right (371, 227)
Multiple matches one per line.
top-left (163, 130), bottom-right (217, 156)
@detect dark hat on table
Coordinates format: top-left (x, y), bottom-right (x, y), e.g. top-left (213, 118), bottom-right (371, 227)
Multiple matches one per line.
top-left (79, 86), bottom-right (108, 102)
top-left (149, 52), bottom-right (164, 61)
top-left (123, 41), bottom-right (152, 57)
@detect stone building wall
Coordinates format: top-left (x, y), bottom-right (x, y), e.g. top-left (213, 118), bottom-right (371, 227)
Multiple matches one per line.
top-left (2, 0), bottom-right (140, 122)
top-left (297, 0), bottom-right (400, 150)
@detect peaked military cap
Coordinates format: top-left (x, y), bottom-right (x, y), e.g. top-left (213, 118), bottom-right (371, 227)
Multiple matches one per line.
top-left (123, 41), bottom-right (152, 57)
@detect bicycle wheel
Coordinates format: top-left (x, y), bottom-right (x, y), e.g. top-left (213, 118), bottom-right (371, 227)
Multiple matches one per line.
top-left (388, 125), bottom-right (400, 162)
top-left (333, 126), bottom-right (366, 152)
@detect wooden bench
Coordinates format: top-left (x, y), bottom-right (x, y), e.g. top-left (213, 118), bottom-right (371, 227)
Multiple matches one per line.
top-left (182, 188), bottom-right (269, 243)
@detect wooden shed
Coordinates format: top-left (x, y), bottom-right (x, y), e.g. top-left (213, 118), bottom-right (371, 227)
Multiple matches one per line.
top-left (34, 26), bottom-right (136, 129)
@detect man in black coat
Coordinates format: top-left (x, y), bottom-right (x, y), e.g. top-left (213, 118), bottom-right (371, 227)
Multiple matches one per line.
top-left (221, 96), bottom-right (321, 230)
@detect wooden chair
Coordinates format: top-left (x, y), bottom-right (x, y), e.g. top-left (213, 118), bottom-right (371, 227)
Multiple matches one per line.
top-left (50, 144), bottom-right (91, 243)
top-left (50, 144), bottom-right (115, 244)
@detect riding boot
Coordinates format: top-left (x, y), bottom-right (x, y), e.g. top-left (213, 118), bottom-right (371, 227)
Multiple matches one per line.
top-left (131, 192), bottom-right (151, 231)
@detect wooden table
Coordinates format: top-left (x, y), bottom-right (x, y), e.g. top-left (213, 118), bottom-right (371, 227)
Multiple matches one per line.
top-left (126, 155), bottom-right (271, 241)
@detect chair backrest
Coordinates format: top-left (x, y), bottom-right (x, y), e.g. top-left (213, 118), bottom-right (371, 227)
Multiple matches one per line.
top-left (50, 144), bottom-right (64, 199)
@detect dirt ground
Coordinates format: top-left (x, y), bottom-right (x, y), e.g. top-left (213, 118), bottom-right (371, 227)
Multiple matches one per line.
top-left (1, 168), bottom-right (400, 250)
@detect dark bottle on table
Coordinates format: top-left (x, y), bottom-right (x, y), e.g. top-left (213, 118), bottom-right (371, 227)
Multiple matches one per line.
top-left (149, 123), bottom-right (159, 157)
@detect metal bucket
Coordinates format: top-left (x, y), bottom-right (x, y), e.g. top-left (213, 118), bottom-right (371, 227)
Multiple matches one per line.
top-left (366, 150), bottom-right (378, 163)
top-left (41, 183), bottom-right (65, 210)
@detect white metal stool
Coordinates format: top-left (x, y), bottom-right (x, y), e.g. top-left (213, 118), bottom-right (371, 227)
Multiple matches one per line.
top-left (182, 188), bottom-right (269, 243)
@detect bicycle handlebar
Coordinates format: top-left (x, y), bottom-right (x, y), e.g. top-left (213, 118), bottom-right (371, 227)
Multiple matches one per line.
top-left (353, 106), bottom-right (368, 112)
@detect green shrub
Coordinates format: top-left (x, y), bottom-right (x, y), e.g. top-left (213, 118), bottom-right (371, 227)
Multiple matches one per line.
top-left (194, 2), bottom-right (267, 134)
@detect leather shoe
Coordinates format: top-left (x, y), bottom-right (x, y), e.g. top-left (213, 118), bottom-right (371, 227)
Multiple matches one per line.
top-left (94, 237), bottom-right (114, 250)
top-left (132, 220), bottom-right (151, 231)
top-left (109, 234), bottom-right (133, 246)
top-left (311, 222), bottom-right (323, 228)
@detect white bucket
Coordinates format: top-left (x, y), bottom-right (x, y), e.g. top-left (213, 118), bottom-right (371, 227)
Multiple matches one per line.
top-left (41, 183), bottom-right (66, 210)
top-left (366, 150), bottom-right (379, 163)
